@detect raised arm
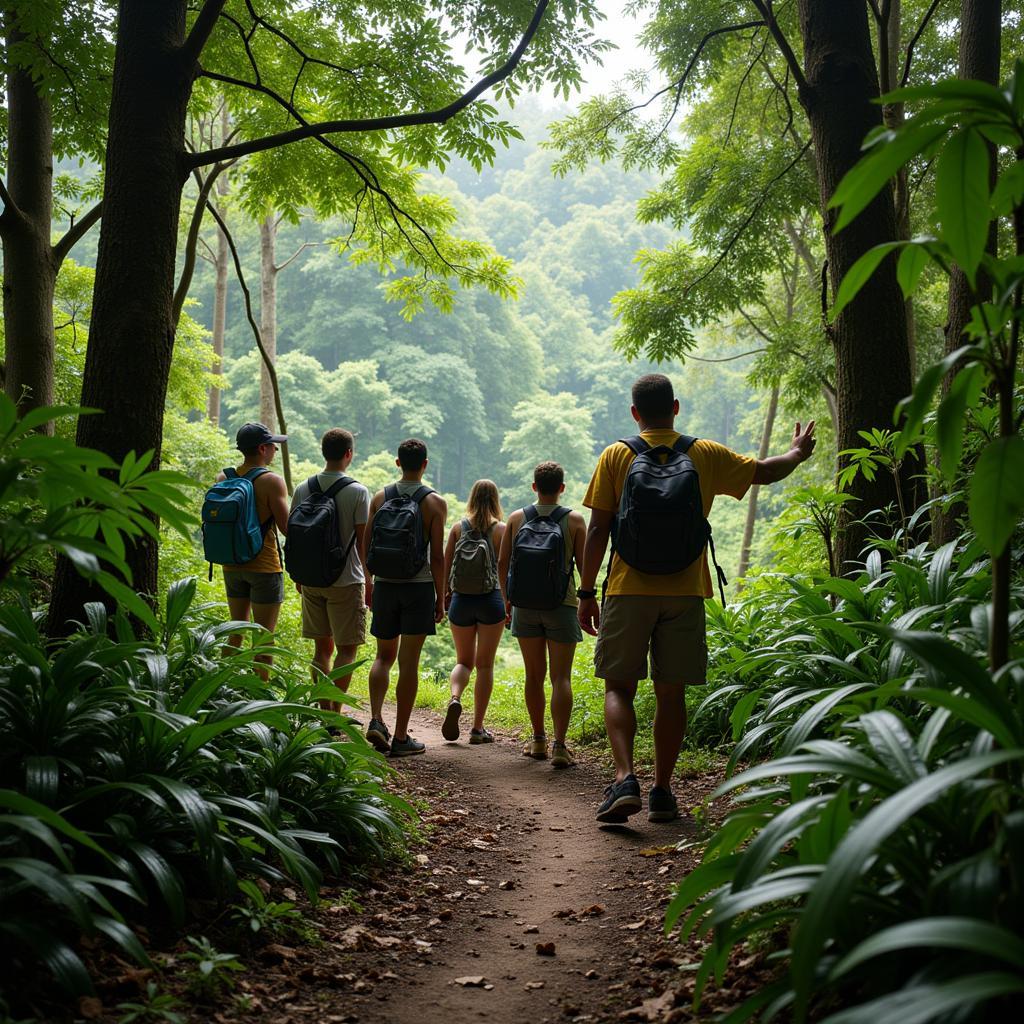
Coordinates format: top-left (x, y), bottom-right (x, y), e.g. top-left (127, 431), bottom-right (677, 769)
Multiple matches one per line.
top-left (752, 421), bottom-right (816, 485)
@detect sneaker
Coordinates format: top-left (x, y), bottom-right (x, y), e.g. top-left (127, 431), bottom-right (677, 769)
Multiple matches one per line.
top-left (522, 734), bottom-right (548, 760)
top-left (469, 728), bottom-right (494, 745)
top-left (550, 741), bottom-right (575, 769)
top-left (441, 698), bottom-right (462, 741)
top-left (596, 774), bottom-right (642, 823)
top-left (365, 718), bottom-right (391, 753)
top-left (648, 786), bottom-right (679, 823)
top-left (390, 734), bottom-right (426, 757)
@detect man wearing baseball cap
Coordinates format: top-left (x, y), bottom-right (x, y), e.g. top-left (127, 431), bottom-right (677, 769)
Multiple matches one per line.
top-left (217, 422), bottom-right (290, 678)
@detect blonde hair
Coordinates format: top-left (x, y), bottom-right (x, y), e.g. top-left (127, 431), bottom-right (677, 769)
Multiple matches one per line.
top-left (466, 479), bottom-right (503, 534)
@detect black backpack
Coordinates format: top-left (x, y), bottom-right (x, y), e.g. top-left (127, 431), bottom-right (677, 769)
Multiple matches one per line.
top-left (366, 484), bottom-right (433, 579)
top-left (506, 505), bottom-right (573, 611)
top-left (608, 435), bottom-right (728, 603)
top-left (284, 475), bottom-right (357, 587)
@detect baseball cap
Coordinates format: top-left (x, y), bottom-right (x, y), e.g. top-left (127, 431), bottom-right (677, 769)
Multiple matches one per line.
top-left (236, 422), bottom-right (288, 450)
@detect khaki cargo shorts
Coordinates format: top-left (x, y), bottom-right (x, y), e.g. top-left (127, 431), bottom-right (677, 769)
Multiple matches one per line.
top-left (300, 583), bottom-right (367, 646)
top-left (593, 595), bottom-right (707, 684)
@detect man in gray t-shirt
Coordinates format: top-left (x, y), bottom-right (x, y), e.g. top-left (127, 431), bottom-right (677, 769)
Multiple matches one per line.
top-left (290, 429), bottom-right (369, 715)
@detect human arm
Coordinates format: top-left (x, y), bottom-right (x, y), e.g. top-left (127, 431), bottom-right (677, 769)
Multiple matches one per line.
top-left (428, 494), bottom-right (448, 621)
top-left (577, 508), bottom-right (613, 636)
top-left (266, 474), bottom-right (290, 535)
top-left (362, 491), bottom-right (383, 605)
top-left (443, 522), bottom-right (460, 609)
top-left (497, 512), bottom-right (520, 619)
top-left (752, 421), bottom-right (816, 485)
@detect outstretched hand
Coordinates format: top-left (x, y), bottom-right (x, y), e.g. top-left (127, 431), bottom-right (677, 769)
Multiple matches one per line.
top-left (791, 420), bottom-right (816, 462)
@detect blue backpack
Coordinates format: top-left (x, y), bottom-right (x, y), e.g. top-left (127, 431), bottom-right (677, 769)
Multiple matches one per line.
top-left (201, 468), bottom-right (272, 578)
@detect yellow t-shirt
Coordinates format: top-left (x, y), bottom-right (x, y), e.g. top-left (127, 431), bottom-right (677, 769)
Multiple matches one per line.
top-left (583, 430), bottom-right (755, 597)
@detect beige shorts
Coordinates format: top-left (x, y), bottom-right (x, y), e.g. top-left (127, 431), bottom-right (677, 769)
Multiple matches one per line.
top-left (594, 595), bottom-right (707, 684)
top-left (300, 583), bottom-right (367, 646)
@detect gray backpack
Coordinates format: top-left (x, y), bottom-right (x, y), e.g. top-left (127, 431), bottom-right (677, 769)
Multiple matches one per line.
top-left (449, 519), bottom-right (498, 595)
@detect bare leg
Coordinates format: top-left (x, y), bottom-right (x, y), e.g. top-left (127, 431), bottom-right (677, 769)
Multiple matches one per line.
top-left (225, 595), bottom-right (251, 650)
top-left (250, 601), bottom-right (282, 681)
top-left (652, 681), bottom-right (687, 790)
top-left (393, 633), bottom-right (427, 741)
top-left (604, 679), bottom-right (639, 782)
top-left (449, 624), bottom-right (477, 702)
top-left (311, 636), bottom-right (336, 710)
top-left (517, 636), bottom-right (548, 737)
top-left (471, 622), bottom-right (505, 732)
top-left (546, 640), bottom-right (577, 745)
top-left (369, 638), bottom-right (398, 721)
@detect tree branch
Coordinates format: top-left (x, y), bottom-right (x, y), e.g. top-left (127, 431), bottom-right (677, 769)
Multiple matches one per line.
top-left (901, 0), bottom-right (945, 87)
top-left (205, 197), bottom-right (293, 493)
top-left (688, 346), bottom-right (768, 363)
top-left (53, 201), bottom-right (103, 265)
top-left (188, 0), bottom-right (552, 167)
top-left (182, 0), bottom-right (230, 66)
top-left (750, 0), bottom-right (808, 95)
top-left (173, 161), bottom-right (232, 327)
top-left (274, 240), bottom-right (319, 274)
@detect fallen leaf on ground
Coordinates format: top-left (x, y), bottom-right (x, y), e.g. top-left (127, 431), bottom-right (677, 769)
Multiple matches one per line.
top-left (619, 989), bottom-right (677, 1021)
top-left (582, 904), bottom-right (606, 916)
top-left (638, 845), bottom-right (676, 857)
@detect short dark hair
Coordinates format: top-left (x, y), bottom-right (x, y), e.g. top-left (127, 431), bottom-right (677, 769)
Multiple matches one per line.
top-left (534, 461), bottom-right (564, 494)
top-left (632, 373), bottom-right (675, 421)
top-left (322, 428), bottom-right (354, 462)
top-left (397, 438), bottom-right (428, 471)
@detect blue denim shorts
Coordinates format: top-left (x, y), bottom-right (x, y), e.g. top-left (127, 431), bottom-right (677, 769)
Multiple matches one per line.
top-left (449, 589), bottom-right (505, 627)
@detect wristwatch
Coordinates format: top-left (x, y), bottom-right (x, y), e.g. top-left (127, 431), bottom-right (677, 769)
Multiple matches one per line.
top-left (576, 587), bottom-right (597, 600)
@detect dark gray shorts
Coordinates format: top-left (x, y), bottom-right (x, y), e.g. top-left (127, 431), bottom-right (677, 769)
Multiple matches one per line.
top-left (370, 581), bottom-right (436, 639)
top-left (223, 570), bottom-right (284, 605)
top-left (511, 603), bottom-right (582, 644)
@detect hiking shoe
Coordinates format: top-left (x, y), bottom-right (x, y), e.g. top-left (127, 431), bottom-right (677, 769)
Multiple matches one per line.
top-left (522, 735), bottom-right (548, 760)
top-left (441, 698), bottom-right (462, 741)
top-left (365, 718), bottom-right (391, 753)
top-left (596, 774), bottom-right (642, 823)
top-left (648, 786), bottom-right (679, 823)
top-left (390, 734), bottom-right (426, 758)
top-left (469, 728), bottom-right (494, 745)
top-left (551, 741), bottom-right (575, 769)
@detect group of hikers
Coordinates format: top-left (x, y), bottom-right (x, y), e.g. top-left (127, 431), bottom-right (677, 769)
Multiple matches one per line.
top-left (202, 373), bottom-right (815, 824)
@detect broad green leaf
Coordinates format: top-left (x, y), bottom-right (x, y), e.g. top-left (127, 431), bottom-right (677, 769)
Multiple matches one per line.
top-left (968, 435), bottom-right (1024, 554)
top-left (936, 363), bottom-right (984, 478)
top-left (882, 79), bottom-right (1013, 111)
top-left (990, 158), bottom-right (1024, 215)
top-left (790, 750), bottom-right (1024, 1018)
top-left (829, 917), bottom-right (1024, 980)
top-left (831, 122), bottom-right (947, 230)
top-left (936, 129), bottom-right (991, 284)
top-left (895, 243), bottom-right (932, 298)
top-left (832, 243), bottom-right (901, 320)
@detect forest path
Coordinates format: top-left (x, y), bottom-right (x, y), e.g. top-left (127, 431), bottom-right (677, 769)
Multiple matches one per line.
top-left (324, 706), bottom-right (720, 1024)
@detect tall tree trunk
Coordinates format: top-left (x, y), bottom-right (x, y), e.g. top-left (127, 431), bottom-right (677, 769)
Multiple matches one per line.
top-left (48, 0), bottom-right (192, 634)
top-left (737, 384), bottom-right (779, 579)
top-left (1, 15), bottom-right (56, 413)
top-left (259, 213), bottom-right (278, 430)
top-left (937, 0), bottom-right (1001, 544)
top-left (796, 0), bottom-right (923, 572)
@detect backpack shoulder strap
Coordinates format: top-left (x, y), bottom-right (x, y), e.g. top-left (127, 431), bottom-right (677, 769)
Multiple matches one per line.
top-left (243, 467), bottom-right (270, 482)
top-left (522, 505), bottom-right (539, 523)
top-left (550, 505), bottom-right (572, 524)
top-left (673, 434), bottom-right (698, 454)
top-left (460, 517), bottom-right (472, 535)
top-left (322, 475), bottom-right (354, 500)
top-left (384, 483), bottom-right (399, 502)
top-left (410, 485), bottom-right (433, 504)
top-left (307, 475), bottom-right (323, 494)
top-left (222, 467), bottom-right (238, 479)
top-left (619, 436), bottom-right (650, 455)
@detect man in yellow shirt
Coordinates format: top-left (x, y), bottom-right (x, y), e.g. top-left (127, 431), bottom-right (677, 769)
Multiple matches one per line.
top-left (578, 373), bottom-right (816, 824)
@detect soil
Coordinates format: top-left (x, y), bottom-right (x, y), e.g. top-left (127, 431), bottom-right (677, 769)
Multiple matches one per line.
top-left (80, 706), bottom-right (774, 1024)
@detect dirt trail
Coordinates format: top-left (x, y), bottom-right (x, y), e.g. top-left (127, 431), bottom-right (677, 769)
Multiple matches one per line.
top-left (328, 706), bottom-right (715, 1024)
